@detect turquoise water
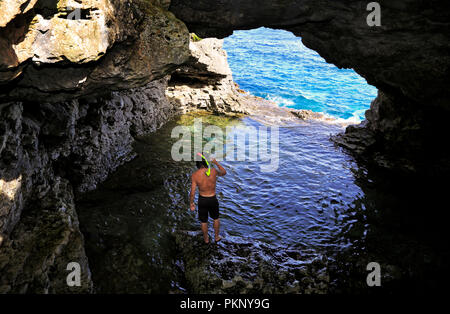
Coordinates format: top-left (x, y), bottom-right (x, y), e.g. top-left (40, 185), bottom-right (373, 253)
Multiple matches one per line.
top-left (223, 27), bottom-right (377, 121)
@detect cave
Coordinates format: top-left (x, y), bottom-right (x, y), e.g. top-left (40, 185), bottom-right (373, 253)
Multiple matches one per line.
top-left (1, 0), bottom-right (449, 297)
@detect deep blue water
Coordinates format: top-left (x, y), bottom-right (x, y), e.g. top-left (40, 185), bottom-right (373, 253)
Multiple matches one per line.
top-left (223, 27), bottom-right (378, 121)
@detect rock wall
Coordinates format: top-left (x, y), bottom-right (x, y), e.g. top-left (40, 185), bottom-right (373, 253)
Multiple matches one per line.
top-left (0, 76), bottom-right (179, 292)
top-left (166, 38), bottom-right (249, 115)
top-left (0, 0), bottom-right (191, 293)
top-left (169, 0), bottom-right (450, 175)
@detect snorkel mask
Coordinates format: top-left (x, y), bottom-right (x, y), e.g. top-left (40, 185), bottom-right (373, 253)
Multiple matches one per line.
top-left (197, 153), bottom-right (211, 176)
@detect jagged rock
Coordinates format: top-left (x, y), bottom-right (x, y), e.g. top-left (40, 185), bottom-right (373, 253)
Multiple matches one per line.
top-left (166, 38), bottom-right (249, 115)
top-left (0, 0), bottom-right (190, 102)
top-left (0, 0), bottom-right (38, 28)
top-left (0, 178), bottom-right (92, 293)
top-left (1, 0), bottom-right (449, 294)
top-left (0, 77), bottom-right (179, 292)
top-left (333, 91), bottom-right (450, 175)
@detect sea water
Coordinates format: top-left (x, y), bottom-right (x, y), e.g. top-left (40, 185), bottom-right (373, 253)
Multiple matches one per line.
top-left (223, 27), bottom-right (377, 122)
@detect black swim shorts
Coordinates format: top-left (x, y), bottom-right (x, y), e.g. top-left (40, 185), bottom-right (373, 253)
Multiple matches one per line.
top-left (198, 195), bottom-right (219, 223)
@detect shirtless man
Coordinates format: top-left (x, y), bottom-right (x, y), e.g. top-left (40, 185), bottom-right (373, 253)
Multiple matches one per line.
top-left (190, 155), bottom-right (227, 244)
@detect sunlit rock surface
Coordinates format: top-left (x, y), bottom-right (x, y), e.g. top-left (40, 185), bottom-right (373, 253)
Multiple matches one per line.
top-left (0, 177), bottom-right (93, 293)
top-left (0, 0), bottom-right (190, 102)
top-left (166, 38), bottom-right (248, 115)
top-left (176, 231), bottom-right (329, 294)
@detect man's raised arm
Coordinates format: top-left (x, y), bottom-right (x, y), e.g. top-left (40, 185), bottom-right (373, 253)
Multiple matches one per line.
top-left (212, 159), bottom-right (227, 176)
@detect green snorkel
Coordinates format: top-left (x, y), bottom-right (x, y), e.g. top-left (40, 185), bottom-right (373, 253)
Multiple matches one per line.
top-left (197, 152), bottom-right (211, 176)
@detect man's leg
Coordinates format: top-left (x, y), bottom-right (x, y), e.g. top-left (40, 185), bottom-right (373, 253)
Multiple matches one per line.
top-left (213, 219), bottom-right (221, 242)
top-left (201, 222), bottom-right (209, 243)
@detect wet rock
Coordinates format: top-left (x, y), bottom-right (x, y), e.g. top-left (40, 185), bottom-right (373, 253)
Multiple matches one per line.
top-left (175, 231), bottom-right (329, 294)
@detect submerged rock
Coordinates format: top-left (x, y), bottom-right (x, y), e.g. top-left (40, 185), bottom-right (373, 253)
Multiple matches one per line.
top-left (175, 231), bottom-right (329, 294)
top-left (1, 0), bottom-right (448, 294)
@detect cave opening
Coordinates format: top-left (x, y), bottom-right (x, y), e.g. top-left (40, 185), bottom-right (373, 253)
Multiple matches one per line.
top-left (222, 27), bottom-right (378, 124)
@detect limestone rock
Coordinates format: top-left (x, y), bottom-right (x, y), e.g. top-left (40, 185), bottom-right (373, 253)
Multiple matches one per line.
top-left (0, 0), bottom-right (38, 28)
top-left (0, 77), bottom-right (178, 292)
top-left (166, 38), bottom-right (248, 115)
top-left (0, 0), bottom-right (190, 102)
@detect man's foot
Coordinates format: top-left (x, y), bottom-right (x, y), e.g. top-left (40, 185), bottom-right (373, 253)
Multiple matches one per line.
top-left (204, 235), bottom-right (210, 244)
top-left (215, 236), bottom-right (222, 243)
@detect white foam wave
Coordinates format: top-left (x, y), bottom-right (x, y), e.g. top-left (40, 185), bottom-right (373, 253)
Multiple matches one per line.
top-left (266, 95), bottom-right (295, 107)
top-left (315, 109), bottom-right (365, 127)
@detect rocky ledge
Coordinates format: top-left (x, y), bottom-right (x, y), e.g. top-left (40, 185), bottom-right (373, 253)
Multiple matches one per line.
top-left (166, 37), bottom-right (249, 116)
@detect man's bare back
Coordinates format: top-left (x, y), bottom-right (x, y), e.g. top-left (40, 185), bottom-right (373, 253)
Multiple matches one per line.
top-left (192, 167), bottom-right (219, 197)
top-left (190, 158), bottom-right (227, 202)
